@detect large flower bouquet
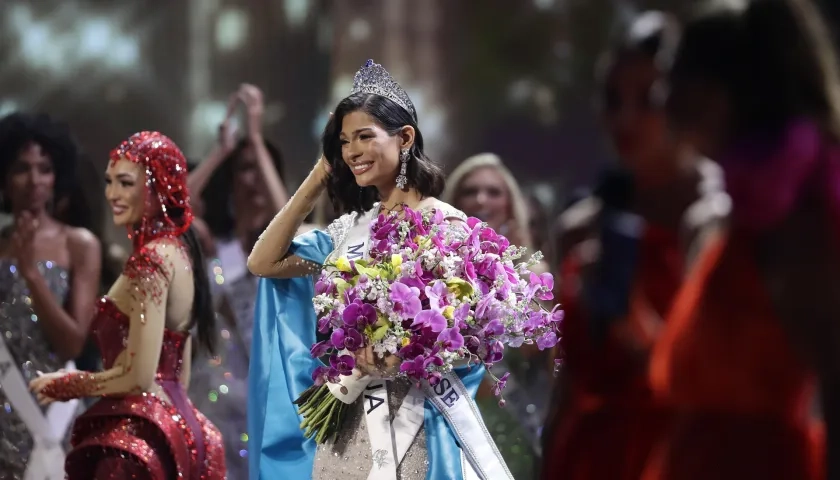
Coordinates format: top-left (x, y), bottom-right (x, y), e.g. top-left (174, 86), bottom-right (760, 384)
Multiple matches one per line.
top-left (294, 207), bottom-right (563, 443)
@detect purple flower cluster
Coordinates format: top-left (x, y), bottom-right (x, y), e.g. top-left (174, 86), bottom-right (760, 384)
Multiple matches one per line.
top-left (310, 207), bottom-right (563, 397)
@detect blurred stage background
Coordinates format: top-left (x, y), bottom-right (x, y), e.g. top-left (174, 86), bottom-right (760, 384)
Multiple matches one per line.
top-left (1, 0), bottom-right (838, 245)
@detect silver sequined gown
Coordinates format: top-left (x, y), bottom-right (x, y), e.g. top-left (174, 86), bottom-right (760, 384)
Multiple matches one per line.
top-left (0, 260), bottom-right (74, 479)
top-left (312, 378), bottom-right (428, 480)
top-left (188, 237), bottom-right (254, 480)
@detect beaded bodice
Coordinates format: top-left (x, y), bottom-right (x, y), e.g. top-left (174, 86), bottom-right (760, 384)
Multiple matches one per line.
top-left (92, 297), bottom-right (188, 382)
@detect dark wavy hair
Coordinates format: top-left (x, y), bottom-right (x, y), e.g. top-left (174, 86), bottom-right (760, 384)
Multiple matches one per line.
top-left (0, 112), bottom-right (78, 211)
top-left (201, 138), bottom-right (286, 238)
top-left (321, 93), bottom-right (445, 214)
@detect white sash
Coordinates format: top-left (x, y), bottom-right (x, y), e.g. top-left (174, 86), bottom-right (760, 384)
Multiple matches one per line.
top-left (331, 206), bottom-right (511, 479)
top-left (421, 372), bottom-right (513, 480)
top-left (0, 335), bottom-right (79, 480)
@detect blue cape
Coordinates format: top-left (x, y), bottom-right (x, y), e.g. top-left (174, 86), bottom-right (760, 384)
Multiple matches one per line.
top-left (247, 229), bottom-right (483, 480)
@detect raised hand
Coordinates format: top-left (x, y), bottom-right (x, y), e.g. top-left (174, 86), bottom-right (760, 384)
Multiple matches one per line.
top-left (12, 211), bottom-right (39, 280)
top-left (218, 92), bottom-right (239, 155)
top-left (238, 83), bottom-right (265, 142)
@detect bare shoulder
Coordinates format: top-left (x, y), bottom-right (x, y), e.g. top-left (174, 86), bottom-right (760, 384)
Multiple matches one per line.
top-left (426, 199), bottom-right (467, 221)
top-left (66, 226), bottom-right (102, 262)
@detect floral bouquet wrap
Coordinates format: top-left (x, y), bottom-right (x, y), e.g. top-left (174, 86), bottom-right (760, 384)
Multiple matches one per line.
top-left (294, 207), bottom-right (563, 443)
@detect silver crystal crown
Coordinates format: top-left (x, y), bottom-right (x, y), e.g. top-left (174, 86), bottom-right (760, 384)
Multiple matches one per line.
top-left (350, 59), bottom-right (417, 120)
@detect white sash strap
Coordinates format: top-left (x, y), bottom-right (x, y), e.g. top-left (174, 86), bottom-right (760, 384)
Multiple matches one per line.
top-left (363, 380), bottom-right (396, 480)
top-left (392, 386), bottom-right (425, 464)
top-left (422, 372), bottom-right (514, 480)
top-left (0, 334), bottom-right (78, 480)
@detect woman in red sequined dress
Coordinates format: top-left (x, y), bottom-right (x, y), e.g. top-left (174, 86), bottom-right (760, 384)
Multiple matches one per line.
top-left (28, 132), bottom-right (226, 479)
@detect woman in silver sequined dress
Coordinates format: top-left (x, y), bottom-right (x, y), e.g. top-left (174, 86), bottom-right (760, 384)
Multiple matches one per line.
top-left (186, 84), bottom-right (293, 480)
top-left (0, 113), bottom-right (102, 480)
top-left (247, 60), bottom-right (513, 480)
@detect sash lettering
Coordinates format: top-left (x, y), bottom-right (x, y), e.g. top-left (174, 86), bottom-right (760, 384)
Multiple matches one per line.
top-left (432, 377), bottom-right (460, 408)
top-left (423, 372), bottom-right (514, 480)
top-left (364, 383), bottom-right (386, 414)
top-left (346, 242), bottom-right (365, 260)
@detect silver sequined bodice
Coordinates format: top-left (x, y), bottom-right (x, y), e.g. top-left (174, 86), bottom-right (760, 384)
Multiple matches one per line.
top-left (312, 378), bottom-right (428, 480)
top-left (0, 260), bottom-right (72, 479)
top-left (189, 238), bottom-right (255, 480)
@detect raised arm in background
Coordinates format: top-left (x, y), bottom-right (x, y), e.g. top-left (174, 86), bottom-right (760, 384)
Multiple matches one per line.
top-left (246, 157), bottom-right (330, 278)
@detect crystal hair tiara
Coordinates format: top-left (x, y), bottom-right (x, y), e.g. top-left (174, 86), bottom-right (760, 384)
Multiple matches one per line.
top-left (350, 59), bottom-right (417, 120)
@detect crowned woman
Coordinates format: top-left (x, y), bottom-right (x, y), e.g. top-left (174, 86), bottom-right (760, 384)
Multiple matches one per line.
top-left (247, 60), bottom-right (514, 480)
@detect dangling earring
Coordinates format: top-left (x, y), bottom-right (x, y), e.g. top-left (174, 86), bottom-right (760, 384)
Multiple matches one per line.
top-left (396, 149), bottom-right (409, 189)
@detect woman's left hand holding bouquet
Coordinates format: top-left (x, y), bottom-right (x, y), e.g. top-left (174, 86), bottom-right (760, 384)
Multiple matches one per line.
top-left (353, 345), bottom-right (401, 379)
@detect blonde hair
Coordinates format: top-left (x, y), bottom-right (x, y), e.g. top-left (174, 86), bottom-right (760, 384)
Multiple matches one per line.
top-left (442, 153), bottom-right (533, 250)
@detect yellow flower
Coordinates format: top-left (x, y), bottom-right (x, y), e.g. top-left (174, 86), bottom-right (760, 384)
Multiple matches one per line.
top-left (445, 277), bottom-right (474, 299)
top-left (390, 254), bottom-right (403, 267)
top-left (401, 337), bottom-right (411, 347)
top-left (442, 306), bottom-right (455, 319)
top-left (335, 256), bottom-right (352, 272)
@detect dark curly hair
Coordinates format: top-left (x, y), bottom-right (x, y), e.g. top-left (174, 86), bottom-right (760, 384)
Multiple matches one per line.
top-left (0, 112), bottom-right (78, 212)
top-left (321, 93), bottom-right (445, 214)
top-left (201, 138), bottom-right (286, 238)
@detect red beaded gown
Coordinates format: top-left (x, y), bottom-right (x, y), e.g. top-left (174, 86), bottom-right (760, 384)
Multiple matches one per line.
top-left (64, 296), bottom-right (225, 479)
top-left (62, 297), bottom-right (225, 479)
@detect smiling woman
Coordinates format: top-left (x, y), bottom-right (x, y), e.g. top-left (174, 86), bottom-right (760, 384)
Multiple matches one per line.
top-left (0, 112), bottom-right (101, 479)
top-left (246, 59), bottom-right (515, 480)
top-left (29, 131), bottom-right (226, 479)
top-left (104, 159), bottom-right (146, 226)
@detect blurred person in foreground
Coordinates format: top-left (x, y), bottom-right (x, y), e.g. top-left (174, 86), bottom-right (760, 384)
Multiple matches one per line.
top-left (0, 112), bottom-right (102, 479)
top-left (186, 84), bottom-right (294, 478)
top-left (643, 0), bottom-right (840, 478)
top-left (541, 12), bottom-right (725, 480)
top-left (442, 152), bottom-right (549, 479)
top-left (30, 131), bottom-right (226, 479)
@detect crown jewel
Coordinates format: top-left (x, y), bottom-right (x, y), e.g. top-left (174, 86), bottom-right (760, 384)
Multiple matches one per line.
top-left (350, 59), bottom-right (417, 120)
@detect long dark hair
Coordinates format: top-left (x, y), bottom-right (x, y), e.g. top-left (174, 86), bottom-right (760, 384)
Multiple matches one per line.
top-left (321, 93), bottom-right (445, 214)
top-left (671, 0), bottom-right (840, 141)
top-left (169, 206), bottom-right (215, 355)
top-left (202, 138), bottom-right (286, 238)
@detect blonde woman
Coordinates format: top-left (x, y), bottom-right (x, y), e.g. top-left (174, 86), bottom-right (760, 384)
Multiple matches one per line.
top-left (442, 153), bottom-right (533, 251)
top-left (442, 152), bottom-right (549, 479)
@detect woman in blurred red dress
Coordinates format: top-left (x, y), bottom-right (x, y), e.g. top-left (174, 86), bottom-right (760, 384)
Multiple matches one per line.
top-left (644, 1), bottom-right (839, 478)
top-left (30, 132), bottom-right (226, 479)
top-left (541, 11), bottom-right (724, 480)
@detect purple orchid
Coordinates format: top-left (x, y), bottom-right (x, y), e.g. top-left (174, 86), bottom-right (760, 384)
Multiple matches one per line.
top-left (389, 282), bottom-right (422, 319)
top-left (310, 340), bottom-right (330, 358)
top-left (492, 372), bottom-right (510, 396)
top-left (425, 281), bottom-right (449, 311)
top-left (399, 356), bottom-right (430, 379)
top-left (342, 301), bottom-right (377, 328)
top-left (438, 327), bottom-right (465, 351)
top-left (330, 328), bottom-right (364, 351)
top-left (329, 354), bottom-right (356, 376)
top-left (411, 309), bottom-right (447, 333)
top-left (537, 331), bottom-right (558, 350)
top-left (529, 272), bottom-right (555, 301)
top-left (312, 365), bottom-right (340, 386)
